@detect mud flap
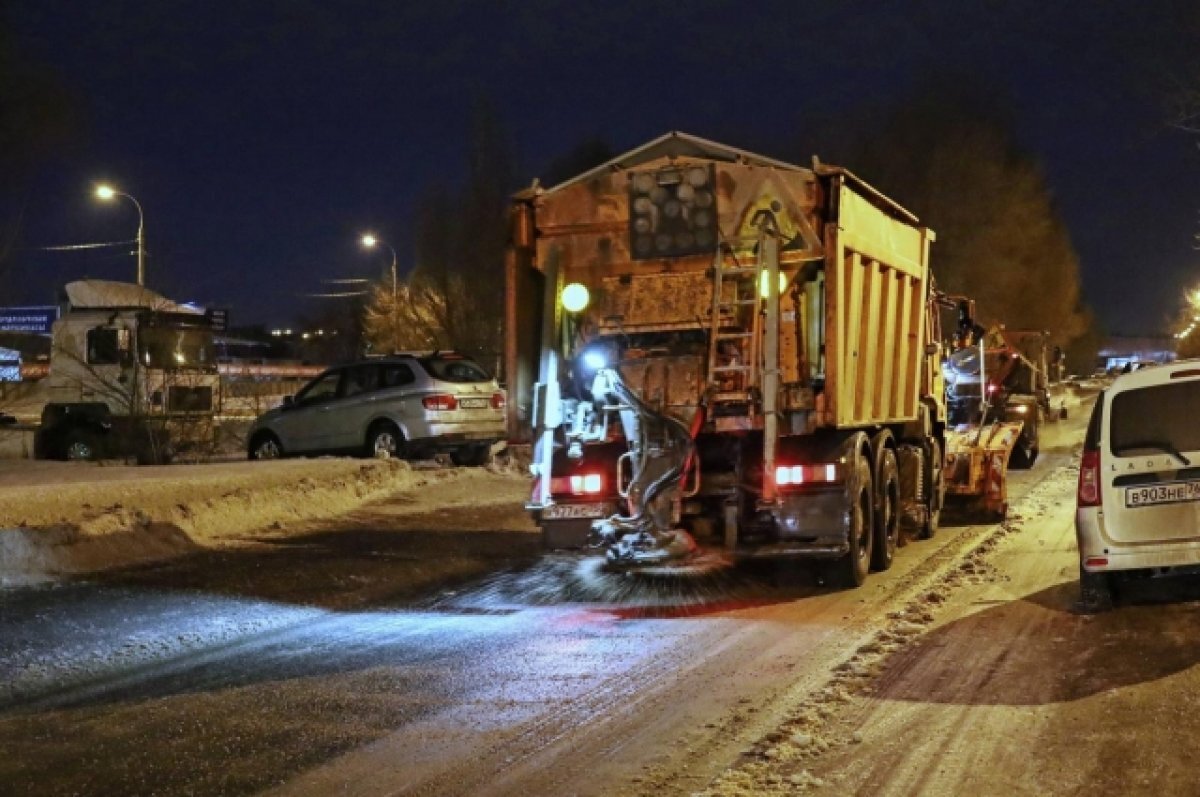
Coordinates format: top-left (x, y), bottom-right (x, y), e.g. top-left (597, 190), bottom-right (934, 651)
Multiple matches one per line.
top-left (897, 444), bottom-right (927, 534)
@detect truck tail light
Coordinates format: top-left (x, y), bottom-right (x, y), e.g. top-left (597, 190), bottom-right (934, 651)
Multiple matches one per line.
top-left (775, 463), bottom-right (841, 488)
top-left (570, 473), bottom-right (603, 494)
top-left (422, 394), bottom-right (458, 411)
top-left (491, 391), bottom-right (506, 409)
top-left (1078, 448), bottom-right (1102, 507)
top-left (549, 472), bottom-right (605, 496)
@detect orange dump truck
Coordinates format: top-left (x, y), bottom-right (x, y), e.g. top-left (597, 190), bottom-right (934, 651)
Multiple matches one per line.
top-left (505, 132), bottom-right (948, 586)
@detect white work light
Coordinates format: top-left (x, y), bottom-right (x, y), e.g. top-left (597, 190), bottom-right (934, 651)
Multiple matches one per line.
top-left (561, 282), bottom-right (590, 313)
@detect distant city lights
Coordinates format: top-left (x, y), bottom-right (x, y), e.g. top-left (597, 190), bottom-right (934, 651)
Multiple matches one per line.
top-left (270, 327), bottom-right (334, 338)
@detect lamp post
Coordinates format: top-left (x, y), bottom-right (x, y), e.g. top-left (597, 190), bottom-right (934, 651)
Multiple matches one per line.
top-left (360, 234), bottom-right (398, 301)
top-left (95, 184), bottom-right (146, 287)
top-left (360, 233), bottom-right (400, 352)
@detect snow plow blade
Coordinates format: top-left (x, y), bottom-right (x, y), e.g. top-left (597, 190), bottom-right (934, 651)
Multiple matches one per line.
top-left (943, 421), bottom-right (1023, 519)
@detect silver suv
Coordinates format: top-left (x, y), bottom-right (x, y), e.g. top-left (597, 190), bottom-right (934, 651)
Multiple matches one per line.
top-left (247, 352), bottom-right (505, 465)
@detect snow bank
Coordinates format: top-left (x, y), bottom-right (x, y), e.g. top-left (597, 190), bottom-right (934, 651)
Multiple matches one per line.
top-left (0, 458), bottom-right (515, 586)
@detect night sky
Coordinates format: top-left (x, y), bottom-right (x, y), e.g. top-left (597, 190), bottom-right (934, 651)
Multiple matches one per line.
top-left (5, 0), bottom-right (1198, 333)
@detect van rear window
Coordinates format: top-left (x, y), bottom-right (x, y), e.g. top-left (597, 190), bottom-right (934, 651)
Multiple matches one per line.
top-left (1110, 381), bottom-right (1200, 456)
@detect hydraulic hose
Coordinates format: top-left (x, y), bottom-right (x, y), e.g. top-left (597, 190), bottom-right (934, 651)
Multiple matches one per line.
top-left (600, 369), bottom-right (694, 535)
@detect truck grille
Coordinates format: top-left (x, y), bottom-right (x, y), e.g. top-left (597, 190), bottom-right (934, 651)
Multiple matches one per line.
top-left (167, 385), bottom-right (213, 412)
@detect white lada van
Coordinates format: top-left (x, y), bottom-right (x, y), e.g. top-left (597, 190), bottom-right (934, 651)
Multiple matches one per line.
top-left (1076, 359), bottom-right (1200, 609)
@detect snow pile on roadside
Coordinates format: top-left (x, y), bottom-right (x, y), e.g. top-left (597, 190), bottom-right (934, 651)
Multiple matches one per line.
top-left (0, 459), bottom-right (497, 586)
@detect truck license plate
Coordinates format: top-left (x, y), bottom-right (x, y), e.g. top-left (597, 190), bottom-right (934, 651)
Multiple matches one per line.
top-left (543, 502), bottom-right (608, 520)
top-left (459, 398), bottom-right (490, 409)
top-left (1125, 480), bottom-right (1200, 508)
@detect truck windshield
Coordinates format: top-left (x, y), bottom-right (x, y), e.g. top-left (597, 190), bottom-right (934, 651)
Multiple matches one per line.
top-left (139, 327), bottom-right (216, 369)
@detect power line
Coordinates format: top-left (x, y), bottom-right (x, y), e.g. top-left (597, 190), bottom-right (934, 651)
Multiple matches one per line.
top-left (303, 290), bottom-right (369, 298)
top-left (34, 240), bottom-right (137, 251)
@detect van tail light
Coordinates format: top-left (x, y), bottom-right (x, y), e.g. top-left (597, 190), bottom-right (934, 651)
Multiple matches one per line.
top-left (422, 393), bottom-right (458, 411)
top-left (549, 472), bottom-right (604, 496)
top-left (1078, 448), bottom-right (1102, 507)
top-left (775, 463), bottom-right (842, 489)
top-left (491, 391), bottom-right (506, 409)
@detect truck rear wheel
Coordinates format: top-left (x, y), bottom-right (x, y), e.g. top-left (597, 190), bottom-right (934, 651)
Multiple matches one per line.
top-left (63, 430), bottom-right (99, 462)
top-left (830, 458), bottom-right (873, 588)
top-left (918, 438), bottom-right (943, 540)
top-left (870, 449), bottom-right (899, 572)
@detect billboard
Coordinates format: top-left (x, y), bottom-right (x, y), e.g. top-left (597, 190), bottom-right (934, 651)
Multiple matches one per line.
top-left (0, 306), bottom-right (58, 335)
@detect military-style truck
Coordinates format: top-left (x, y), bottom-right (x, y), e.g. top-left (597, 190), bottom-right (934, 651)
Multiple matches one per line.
top-left (505, 132), bottom-right (950, 586)
top-left (38, 279), bottom-right (220, 461)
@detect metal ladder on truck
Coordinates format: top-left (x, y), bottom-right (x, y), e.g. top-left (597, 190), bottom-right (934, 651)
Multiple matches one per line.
top-left (706, 233), bottom-right (766, 413)
top-left (706, 228), bottom-right (785, 548)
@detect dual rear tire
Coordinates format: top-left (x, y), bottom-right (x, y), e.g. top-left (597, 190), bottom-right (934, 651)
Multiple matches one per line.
top-left (829, 439), bottom-right (940, 589)
top-left (870, 449), bottom-right (900, 573)
top-left (829, 457), bottom-right (875, 588)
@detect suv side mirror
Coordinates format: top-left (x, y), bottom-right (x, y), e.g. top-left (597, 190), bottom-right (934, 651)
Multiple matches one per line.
top-left (281, 395), bottom-right (295, 409)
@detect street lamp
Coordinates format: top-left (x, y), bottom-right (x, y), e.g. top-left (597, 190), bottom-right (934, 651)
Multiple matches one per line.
top-left (360, 233), bottom-right (398, 300)
top-left (360, 233), bottom-right (400, 352)
top-left (95, 183), bottom-right (146, 287)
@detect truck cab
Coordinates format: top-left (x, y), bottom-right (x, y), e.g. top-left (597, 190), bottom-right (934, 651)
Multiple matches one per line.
top-left (42, 280), bottom-right (220, 460)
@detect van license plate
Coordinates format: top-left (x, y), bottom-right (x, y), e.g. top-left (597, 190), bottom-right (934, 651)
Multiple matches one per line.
top-left (1125, 480), bottom-right (1200, 508)
top-left (459, 398), bottom-right (490, 409)
top-left (543, 502), bottom-right (608, 520)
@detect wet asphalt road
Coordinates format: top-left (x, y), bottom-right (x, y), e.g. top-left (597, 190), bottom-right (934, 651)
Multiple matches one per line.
top-left (0, 412), bottom-right (1089, 796)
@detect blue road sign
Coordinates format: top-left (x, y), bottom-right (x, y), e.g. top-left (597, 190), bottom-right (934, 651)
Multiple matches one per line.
top-left (0, 306), bottom-right (59, 335)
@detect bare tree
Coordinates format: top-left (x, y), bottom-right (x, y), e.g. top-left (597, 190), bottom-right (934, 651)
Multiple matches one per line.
top-left (375, 98), bottom-right (516, 371)
top-left (361, 276), bottom-right (451, 353)
top-left (796, 75), bottom-right (1092, 353)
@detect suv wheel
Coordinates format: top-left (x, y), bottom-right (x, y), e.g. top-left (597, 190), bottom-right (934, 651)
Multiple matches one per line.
top-left (249, 432), bottom-right (283, 460)
top-left (366, 423), bottom-right (404, 459)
